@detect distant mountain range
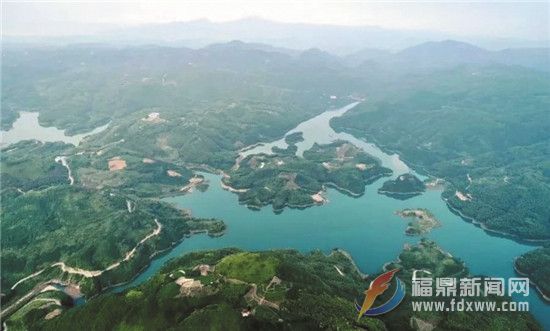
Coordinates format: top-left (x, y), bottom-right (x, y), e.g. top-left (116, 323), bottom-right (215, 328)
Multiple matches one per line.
top-left (5, 17), bottom-right (549, 55)
top-left (359, 40), bottom-right (550, 71)
top-left (202, 39), bottom-right (550, 72)
top-left (5, 36), bottom-right (548, 74)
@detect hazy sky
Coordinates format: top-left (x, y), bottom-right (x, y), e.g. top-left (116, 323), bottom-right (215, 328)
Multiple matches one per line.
top-left (3, 1), bottom-right (549, 40)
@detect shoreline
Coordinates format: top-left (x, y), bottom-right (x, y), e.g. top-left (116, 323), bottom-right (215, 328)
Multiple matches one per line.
top-left (2, 218), bottom-right (224, 319)
top-left (444, 198), bottom-right (549, 244)
top-left (220, 180), bottom-right (249, 193)
top-left (339, 125), bottom-right (550, 244)
top-left (333, 248), bottom-right (369, 280)
top-left (324, 171), bottom-right (390, 198)
top-left (513, 258), bottom-right (550, 303)
top-left (100, 227), bottom-right (224, 295)
top-left (378, 190), bottom-right (424, 196)
top-left (378, 189), bottom-right (422, 200)
top-left (242, 198), bottom-right (318, 213)
top-left (96, 225), bottom-right (225, 296)
top-left (324, 182), bottom-right (363, 197)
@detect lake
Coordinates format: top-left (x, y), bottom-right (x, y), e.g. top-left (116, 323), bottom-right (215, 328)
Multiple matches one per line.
top-left (0, 112), bottom-right (109, 147)
top-left (112, 102), bottom-right (549, 328)
top-left (2, 106), bottom-right (547, 328)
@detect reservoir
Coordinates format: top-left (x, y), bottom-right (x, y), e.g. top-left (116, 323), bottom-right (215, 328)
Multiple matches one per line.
top-left (3, 104), bottom-right (547, 328)
top-left (113, 102), bottom-right (549, 328)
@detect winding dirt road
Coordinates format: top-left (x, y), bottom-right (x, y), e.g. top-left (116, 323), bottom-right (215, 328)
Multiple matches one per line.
top-left (4, 219), bottom-right (162, 320)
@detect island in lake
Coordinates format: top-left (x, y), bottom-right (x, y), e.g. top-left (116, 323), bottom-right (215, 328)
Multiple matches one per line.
top-left (378, 173), bottom-right (426, 200)
top-left (396, 208), bottom-right (441, 236)
top-left (224, 140), bottom-right (392, 212)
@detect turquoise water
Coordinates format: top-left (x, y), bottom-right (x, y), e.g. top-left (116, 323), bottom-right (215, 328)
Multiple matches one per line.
top-left (117, 172), bottom-right (548, 327)
top-left (113, 103), bottom-right (549, 328)
top-left (240, 102), bottom-right (412, 177)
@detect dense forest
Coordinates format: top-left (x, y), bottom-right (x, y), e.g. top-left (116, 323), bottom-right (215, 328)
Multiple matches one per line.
top-left (515, 247), bottom-right (550, 300)
top-left (0, 141), bottom-right (225, 312)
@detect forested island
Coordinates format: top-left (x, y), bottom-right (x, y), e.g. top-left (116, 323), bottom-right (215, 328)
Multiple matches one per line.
top-left (378, 173), bottom-right (426, 200)
top-left (224, 140), bottom-right (392, 211)
top-left (396, 208), bottom-right (441, 236)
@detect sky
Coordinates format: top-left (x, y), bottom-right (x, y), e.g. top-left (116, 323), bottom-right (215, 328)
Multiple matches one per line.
top-left (2, 1), bottom-right (549, 41)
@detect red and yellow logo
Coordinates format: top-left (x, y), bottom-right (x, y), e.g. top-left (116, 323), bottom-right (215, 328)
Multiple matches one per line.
top-left (356, 268), bottom-right (405, 319)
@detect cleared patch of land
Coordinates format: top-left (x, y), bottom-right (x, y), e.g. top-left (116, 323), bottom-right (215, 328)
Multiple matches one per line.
top-left (108, 157), bottom-right (127, 171)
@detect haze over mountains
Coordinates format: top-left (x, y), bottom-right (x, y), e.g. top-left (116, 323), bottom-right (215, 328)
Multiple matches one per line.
top-left (245, 38), bottom-right (550, 71)
top-left (5, 17), bottom-right (549, 54)
top-left (4, 17), bottom-right (549, 73)
top-left (359, 40), bottom-right (550, 71)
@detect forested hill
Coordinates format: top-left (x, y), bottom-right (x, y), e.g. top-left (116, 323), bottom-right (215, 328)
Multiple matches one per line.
top-left (1, 41), bottom-right (353, 134)
top-left (9, 242), bottom-right (541, 330)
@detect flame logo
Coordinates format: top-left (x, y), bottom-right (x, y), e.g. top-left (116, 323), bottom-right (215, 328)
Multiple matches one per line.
top-left (355, 268), bottom-right (405, 320)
